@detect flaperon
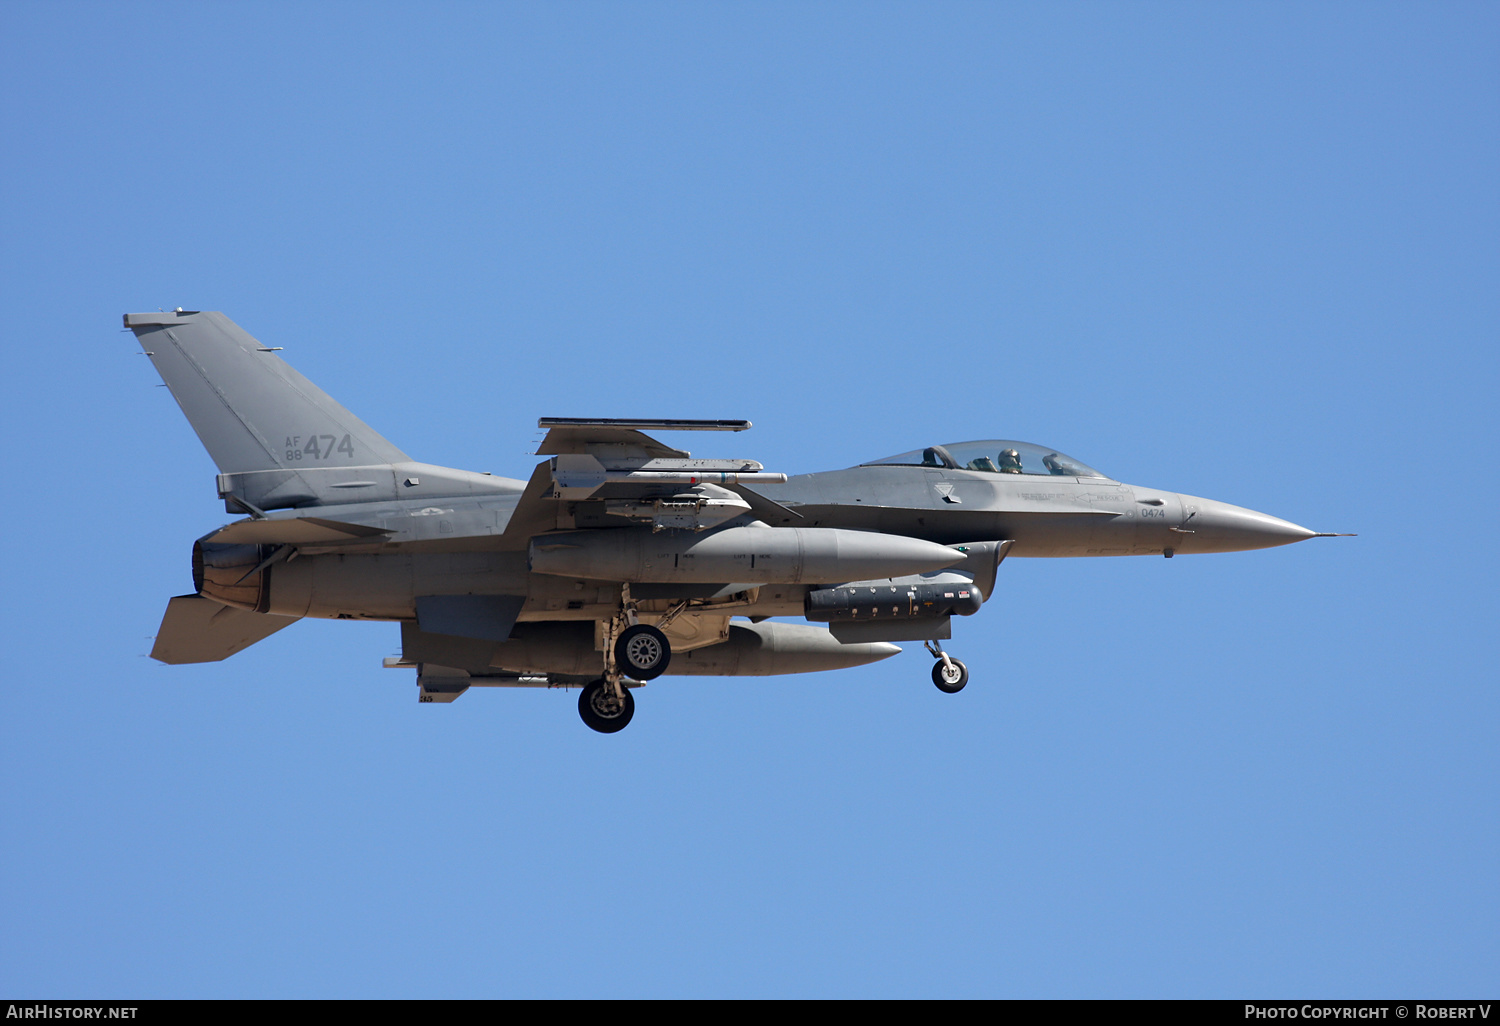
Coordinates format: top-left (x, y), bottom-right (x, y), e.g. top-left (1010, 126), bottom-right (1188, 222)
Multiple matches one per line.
top-left (127, 310), bottom-right (1350, 732)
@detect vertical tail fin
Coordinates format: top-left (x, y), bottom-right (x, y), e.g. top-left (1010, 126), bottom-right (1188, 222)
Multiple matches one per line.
top-left (127, 310), bottom-right (443, 510)
top-left (125, 310), bottom-right (410, 475)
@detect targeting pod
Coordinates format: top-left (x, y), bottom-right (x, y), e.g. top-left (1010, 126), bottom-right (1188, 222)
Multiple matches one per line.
top-left (805, 575), bottom-right (983, 622)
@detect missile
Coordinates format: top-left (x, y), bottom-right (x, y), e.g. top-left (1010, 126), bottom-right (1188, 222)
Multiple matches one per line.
top-left (529, 526), bottom-right (965, 584)
top-left (663, 621), bottom-right (901, 676)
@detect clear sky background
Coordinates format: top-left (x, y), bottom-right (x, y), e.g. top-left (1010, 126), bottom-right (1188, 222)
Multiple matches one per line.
top-left (2, 0), bottom-right (1496, 999)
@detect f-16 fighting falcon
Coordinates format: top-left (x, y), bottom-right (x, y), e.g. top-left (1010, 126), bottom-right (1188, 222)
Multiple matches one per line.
top-left (126, 311), bottom-right (1350, 732)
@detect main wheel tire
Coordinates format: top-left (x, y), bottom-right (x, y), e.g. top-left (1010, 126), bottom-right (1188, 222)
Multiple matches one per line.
top-left (579, 679), bottom-right (635, 733)
top-left (932, 657), bottom-right (969, 694)
top-left (615, 624), bottom-right (671, 680)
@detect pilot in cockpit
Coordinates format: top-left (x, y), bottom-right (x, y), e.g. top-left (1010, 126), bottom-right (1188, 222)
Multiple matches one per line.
top-left (997, 448), bottom-right (1024, 474)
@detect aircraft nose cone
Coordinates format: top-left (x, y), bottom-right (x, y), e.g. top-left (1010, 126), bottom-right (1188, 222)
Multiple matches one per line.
top-left (1175, 494), bottom-right (1318, 553)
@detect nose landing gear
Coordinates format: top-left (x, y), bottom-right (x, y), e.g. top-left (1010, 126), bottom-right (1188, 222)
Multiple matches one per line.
top-left (924, 639), bottom-right (968, 693)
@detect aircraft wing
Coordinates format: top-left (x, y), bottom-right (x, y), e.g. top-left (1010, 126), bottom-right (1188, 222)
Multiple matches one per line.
top-left (491, 460), bottom-right (562, 548)
top-left (150, 595), bottom-right (300, 664)
top-left (492, 418), bottom-right (787, 545)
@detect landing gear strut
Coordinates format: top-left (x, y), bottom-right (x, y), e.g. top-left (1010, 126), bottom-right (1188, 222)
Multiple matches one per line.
top-left (925, 639), bottom-right (968, 694)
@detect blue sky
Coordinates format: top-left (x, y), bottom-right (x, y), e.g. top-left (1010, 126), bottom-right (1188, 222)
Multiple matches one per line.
top-left (2, 1), bottom-right (1496, 997)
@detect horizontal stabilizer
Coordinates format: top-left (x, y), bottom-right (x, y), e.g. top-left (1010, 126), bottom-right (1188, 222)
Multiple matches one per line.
top-left (151, 594), bottom-right (300, 664)
top-left (205, 516), bottom-right (391, 546)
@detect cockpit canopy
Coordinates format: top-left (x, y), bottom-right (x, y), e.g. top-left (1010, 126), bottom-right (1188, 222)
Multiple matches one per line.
top-left (861, 440), bottom-right (1110, 479)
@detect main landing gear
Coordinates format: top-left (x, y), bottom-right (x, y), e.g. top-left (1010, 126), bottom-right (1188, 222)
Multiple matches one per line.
top-left (925, 639), bottom-right (968, 694)
top-left (615, 623), bottom-right (670, 680)
top-left (578, 588), bottom-right (677, 733)
top-left (579, 678), bottom-right (635, 733)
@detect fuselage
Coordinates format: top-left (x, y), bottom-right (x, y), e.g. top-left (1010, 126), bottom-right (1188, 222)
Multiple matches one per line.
top-left (761, 465), bottom-right (1314, 557)
top-left (127, 309), bottom-right (1334, 723)
top-left (194, 438), bottom-right (1317, 631)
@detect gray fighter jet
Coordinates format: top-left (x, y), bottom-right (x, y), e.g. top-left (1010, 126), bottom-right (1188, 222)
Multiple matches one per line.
top-left (127, 311), bottom-right (1349, 732)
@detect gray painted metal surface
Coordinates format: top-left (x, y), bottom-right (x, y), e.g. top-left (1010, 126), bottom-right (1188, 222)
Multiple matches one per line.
top-left (151, 594), bottom-right (300, 664)
top-left (127, 311), bottom-right (1349, 731)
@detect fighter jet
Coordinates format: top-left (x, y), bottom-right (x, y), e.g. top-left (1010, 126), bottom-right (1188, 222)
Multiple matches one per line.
top-left (126, 310), bottom-right (1349, 732)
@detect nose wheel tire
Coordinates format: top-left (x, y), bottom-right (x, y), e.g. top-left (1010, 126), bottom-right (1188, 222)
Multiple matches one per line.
top-left (615, 624), bottom-right (671, 680)
top-left (932, 658), bottom-right (969, 694)
top-left (579, 679), bottom-right (635, 733)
